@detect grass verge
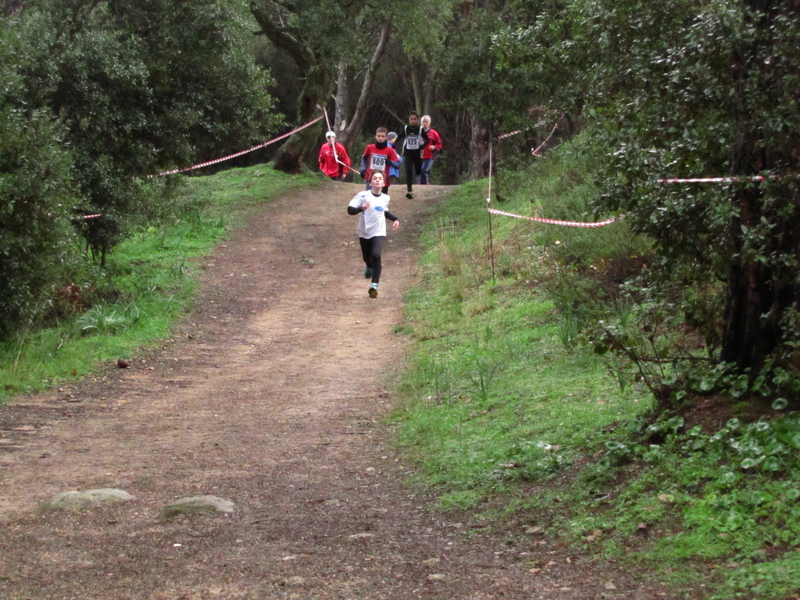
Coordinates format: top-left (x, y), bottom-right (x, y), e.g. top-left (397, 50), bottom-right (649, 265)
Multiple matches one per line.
top-left (392, 139), bottom-right (800, 599)
top-left (0, 165), bottom-right (319, 402)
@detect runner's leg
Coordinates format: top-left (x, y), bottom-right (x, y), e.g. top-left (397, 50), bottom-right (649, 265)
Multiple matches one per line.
top-left (413, 155), bottom-right (423, 181)
top-left (420, 158), bottom-right (433, 184)
top-left (367, 236), bottom-right (385, 284)
top-left (359, 237), bottom-right (373, 270)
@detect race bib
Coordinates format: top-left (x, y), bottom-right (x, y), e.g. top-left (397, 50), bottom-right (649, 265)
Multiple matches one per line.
top-left (406, 135), bottom-right (420, 150)
top-left (370, 154), bottom-right (387, 171)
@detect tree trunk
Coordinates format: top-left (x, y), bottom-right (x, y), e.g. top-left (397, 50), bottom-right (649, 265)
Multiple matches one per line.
top-left (273, 64), bottom-right (331, 173)
top-left (340, 19), bottom-right (392, 148)
top-left (422, 66), bottom-right (437, 117)
top-left (721, 188), bottom-right (778, 372)
top-left (250, 0), bottom-right (332, 173)
top-left (469, 115), bottom-right (489, 180)
top-left (334, 59), bottom-right (350, 132)
top-left (719, 0), bottom-right (800, 374)
top-left (410, 63), bottom-right (422, 114)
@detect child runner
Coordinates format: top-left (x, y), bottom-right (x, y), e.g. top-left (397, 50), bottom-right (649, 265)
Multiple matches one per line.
top-left (386, 132), bottom-right (403, 186)
top-left (359, 127), bottom-right (401, 194)
top-left (420, 115), bottom-right (443, 185)
top-left (396, 110), bottom-right (429, 198)
top-left (318, 131), bottom-right (351, 181)
top-left (347, 171), bottom-right (400, 299)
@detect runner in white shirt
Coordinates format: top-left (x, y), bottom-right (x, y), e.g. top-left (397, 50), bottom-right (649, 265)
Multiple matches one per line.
top-left (347, 172), bottom-right (401, 298)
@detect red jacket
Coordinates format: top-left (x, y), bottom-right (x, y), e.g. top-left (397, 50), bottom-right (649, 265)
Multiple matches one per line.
top-left (421, 128), bottom-right (442, 159)
top-left (361, 143), bottom-right (400, 182)
top-left (318, 141), bottom-right (351, 178)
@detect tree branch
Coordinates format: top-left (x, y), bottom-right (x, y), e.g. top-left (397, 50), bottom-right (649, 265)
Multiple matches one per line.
top-left (342, 18), bottom-right (392, 145)
top-left (250, 0), bottom-right (313, 74)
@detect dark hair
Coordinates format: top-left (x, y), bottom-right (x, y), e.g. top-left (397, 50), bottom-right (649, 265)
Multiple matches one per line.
top-left (409, 110), bottom-right (418, 118)
top-left (376, 127), bottom-right (388, 134)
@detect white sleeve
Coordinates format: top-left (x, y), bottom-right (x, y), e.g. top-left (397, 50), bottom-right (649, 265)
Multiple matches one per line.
top-left (348, 192), bottom-right (365, 209)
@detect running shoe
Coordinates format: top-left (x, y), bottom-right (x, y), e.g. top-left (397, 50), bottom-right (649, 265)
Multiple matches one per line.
top-left (364, 267), bottom-right (372, 279)
top-left (368, 286), bottom-right (378, 299)
top-left (406, 192), bottom-right (414, 199)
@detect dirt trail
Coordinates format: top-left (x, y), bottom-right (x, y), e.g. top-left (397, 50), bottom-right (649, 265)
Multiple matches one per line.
top-left (0, 181), bottom-right (665, 600)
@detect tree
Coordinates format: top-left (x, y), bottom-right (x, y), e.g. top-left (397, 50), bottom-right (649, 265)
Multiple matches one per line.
top-left (492, 0), bottom-right (800, 398)
top-left (0, 16), bottom-right (79, 336)
top-left (250, 0), bottom-right (346, 172)
top-left (596, 0), bottom-right (799, 382)
top-left (436, 0), bottom-right (558, 179)
top-left (18, 0), bottom-right (279, 263)
top-left (335, 17), bottom-right (391, 149)
top-left (720, 0), bottom-right (800, 375)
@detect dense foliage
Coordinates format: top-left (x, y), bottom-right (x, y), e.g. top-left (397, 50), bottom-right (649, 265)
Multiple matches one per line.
top-left (491, 0), bottom-right (800, 399)
top-left (0, 24), bottom-right (78, 336)
top-left (0, 0), bottom-right (279, 338)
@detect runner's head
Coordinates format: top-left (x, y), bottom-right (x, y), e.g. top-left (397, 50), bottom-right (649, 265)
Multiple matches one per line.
top-left (374, 127), bottom-right (388, 144)
top-left (370, 171), bottom-right (385, 188)
top-left (387, 132), bottom-right (397, 143)
top-left (421, 115), bottom-right (431, 129)
top-left (325, 130), bottom-right (336, 141)
top-left (409, 111), bottom-right (419, 126)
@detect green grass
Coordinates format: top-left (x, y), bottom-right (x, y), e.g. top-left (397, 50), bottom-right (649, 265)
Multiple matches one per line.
top-left (395, 172), bottom-right (652, 503)
top-left (392, 137), bottom-right (800, 599)
top-left (0, 165), bottom-right (319, 402)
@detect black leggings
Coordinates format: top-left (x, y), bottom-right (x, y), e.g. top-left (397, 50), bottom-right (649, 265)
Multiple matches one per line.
top-left (360, 236), bottom-right (386, 284)
top-left (405, 155), bottom-right (423, 192)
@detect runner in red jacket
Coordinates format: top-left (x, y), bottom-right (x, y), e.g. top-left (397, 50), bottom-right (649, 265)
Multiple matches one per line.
top-left (318, 131), bottom-right (351, 181)
top-left (420, 115), bottom-right (442, 185)
top-left (359, 127), bottom-right (400, 194)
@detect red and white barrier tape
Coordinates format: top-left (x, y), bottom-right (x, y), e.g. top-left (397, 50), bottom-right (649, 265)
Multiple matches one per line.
top-left (152, 116), bottom-right (324, 177)
top-left (498, 130), bottom-right (521, 140)
top-left (337, 158), bottom-right (361, 175)
top-left (532, 118), bottom-right (561, 157)
top-left (82, 214), bottom-right (103, 219)
top-left (488, 207), bottom-right (617, 227)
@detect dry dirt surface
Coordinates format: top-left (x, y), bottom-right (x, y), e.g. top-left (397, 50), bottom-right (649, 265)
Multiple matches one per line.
top-left (0, 181), bottom-right (674, 600)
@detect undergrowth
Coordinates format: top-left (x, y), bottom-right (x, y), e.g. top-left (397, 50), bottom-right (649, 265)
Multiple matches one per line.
top-left (393, 136), bottom-right (800, 599)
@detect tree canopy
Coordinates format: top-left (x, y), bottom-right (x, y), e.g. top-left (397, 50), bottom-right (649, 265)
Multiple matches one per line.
top-left (0, 0), bottom-right (279, 335)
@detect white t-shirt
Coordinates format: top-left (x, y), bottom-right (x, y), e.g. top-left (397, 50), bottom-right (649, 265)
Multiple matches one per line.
top-left (349, 190), bottom-right (390, 239)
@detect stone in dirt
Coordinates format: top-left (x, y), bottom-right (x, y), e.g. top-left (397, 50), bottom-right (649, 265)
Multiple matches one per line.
top-left (161, 495), bottom-right (235, 517)
top-left (40, 488), bottom-right (136, 511)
